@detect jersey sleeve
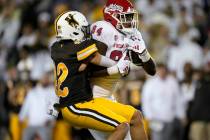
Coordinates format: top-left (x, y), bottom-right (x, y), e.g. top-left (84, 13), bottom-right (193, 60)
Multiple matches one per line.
top-left (91, 21), bottom-right (115, 48)
top-left (94, 40), bottom-right (108, 56)
top-left (76, 43), bottom-right (98, 61)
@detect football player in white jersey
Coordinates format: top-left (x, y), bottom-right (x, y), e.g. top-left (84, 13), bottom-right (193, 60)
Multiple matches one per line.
top-left (89, 0), bottom-right (156, 139)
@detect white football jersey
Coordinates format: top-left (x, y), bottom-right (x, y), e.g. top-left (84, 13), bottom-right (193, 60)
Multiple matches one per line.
top-left (90, 20), bottom-right (135, 140)
top-left (90, 20), bottom-right (131, 98)
top-left (91, 20), bottom-right (128, 60)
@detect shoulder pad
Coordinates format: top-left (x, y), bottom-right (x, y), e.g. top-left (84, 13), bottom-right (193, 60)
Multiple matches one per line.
top-left (91, 21), bottom-right (116, 46)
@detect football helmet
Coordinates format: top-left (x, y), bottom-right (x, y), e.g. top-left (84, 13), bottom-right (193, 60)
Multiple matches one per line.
top-left (104, 0), bottom-right (138, 34)
top-left (55, 11), bottom-right (90, 43)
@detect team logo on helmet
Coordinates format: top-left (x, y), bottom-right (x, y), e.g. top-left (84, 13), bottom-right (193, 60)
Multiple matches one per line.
top-left (103, 0), bottom-right (138, 34)
top-left (65, 14), bottom-right (79, 28)
top-left (104, 4), bottom-right (123, 14)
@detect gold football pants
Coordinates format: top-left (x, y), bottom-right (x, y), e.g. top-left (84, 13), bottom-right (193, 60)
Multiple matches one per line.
top-left (61, 98), bottom-right (135, 132)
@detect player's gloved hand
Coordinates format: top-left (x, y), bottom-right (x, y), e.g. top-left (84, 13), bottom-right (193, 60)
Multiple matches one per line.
top-left (126, 33), bottom-right (146, 54)
top-left (125, 31), bottom-right (151, 62)
top-left (47, 105), bottom-right (59, 118)
top-left (116, 50), bottom-right (130, 77)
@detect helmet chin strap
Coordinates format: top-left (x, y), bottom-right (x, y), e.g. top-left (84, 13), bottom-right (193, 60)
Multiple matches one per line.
top-left (74, 33), bottom-right (91, 44)
top-left (74, 35), bottom-right (85, 44)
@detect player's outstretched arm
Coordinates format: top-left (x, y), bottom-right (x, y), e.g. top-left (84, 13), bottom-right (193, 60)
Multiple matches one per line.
top-left (90, 51), bottom-right (130, 77)
top-left (142, 57), bottom-right (156, 75)
top-left (126, 30), bottom-right (156, 76)
top-left (129, 50), bottom-right (156, 76)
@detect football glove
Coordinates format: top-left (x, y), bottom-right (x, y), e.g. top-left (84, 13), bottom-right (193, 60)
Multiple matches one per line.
top-left (47, 104), bottom-right (59, 118)
top-left (126, 31), bottom-right (151, 62)
top-left (116, 50), bottom-right (130, 77)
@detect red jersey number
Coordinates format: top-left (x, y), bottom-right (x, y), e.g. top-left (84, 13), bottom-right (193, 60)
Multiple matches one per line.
top-left (110, 50), bottom-right (123, 61)
top-left (91, 25), bottom-right (103, 36)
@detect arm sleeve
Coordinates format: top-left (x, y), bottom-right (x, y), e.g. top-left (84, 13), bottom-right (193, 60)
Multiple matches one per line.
top-left (142, 58), bottom-right (156, 76)
top-left (76, 43), bottom-right (98, 61)
top-left (91, 22), bottom-right (115, 48)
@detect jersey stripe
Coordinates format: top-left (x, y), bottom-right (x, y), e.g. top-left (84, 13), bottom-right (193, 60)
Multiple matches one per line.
top-left (77, 44), bottom-right (98, 61)
top-left (67, 105), bottom-right (120, 127)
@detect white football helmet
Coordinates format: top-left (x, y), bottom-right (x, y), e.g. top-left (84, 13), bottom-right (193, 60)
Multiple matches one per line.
top-left (55, 11), bottom-right (90, 43)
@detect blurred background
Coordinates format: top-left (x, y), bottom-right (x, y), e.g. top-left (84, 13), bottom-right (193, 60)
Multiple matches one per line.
top-left (0, 0), bottom-right (210, 140)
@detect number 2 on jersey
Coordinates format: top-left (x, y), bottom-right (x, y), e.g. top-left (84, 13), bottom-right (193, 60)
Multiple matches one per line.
top-left (55, 63), bottom-right (69, 97)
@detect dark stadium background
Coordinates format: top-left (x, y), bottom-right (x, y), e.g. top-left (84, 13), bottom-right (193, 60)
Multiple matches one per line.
top-left (0, 0), bottom-right (210, 140)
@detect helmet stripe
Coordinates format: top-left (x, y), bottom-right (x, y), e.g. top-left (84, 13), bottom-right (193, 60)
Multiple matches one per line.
top-left (54, 12), bottom-right (68, 36)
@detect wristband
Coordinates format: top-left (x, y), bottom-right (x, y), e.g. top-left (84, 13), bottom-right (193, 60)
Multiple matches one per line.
top-left (139, 50), bottom-right (151, 62)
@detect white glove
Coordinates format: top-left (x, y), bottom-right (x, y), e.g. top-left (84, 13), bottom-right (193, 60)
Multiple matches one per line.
top-left (47, 105), bottom-right (59, 118)
top-left (47, 93), bottom-right (59, 118)
top-left (126, 35), bottom-right (146, 54)
top-left (116, 50), bottom-right (130, 76)
top-left (125, 31), bottom-right (151, 62)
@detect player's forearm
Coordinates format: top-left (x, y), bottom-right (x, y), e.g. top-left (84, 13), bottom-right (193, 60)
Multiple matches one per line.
top-left (129, 58), bottom-right (156, 76)
top-left (142, 58), bottom-right (156, 75)
top-left (130, 49), bottom-right (156, 75)
top-left (91, 65), bottom-right (119, 77)
top-left (90, 52), bottom-right (116, 67)
top-left (90, 52), bottom-right (129, 77)
top-left (140, 50), bottom-right (156, 75)
top-left (90, 52), bottom-right (119, 77)
top-left (135, 48), bottom-right (156, 75)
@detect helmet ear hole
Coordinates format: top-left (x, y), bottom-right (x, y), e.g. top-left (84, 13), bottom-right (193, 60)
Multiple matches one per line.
top-left (73, 32), bottom-right (79, 35)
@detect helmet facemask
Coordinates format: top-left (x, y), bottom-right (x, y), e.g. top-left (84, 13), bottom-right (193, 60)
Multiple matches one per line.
top-left (81, 25), bottom-right (91, 40)
top-left (114, 11), bottom-right (139, 34)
